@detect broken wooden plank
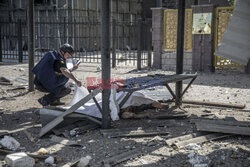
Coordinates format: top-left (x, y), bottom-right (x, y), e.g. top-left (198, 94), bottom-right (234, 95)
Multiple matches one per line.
top-left (182, 100), bottom-right (245, 109)
top-left (101, 127), bottom-right (169, 138)
top-left (111, 131), bottom-right (169, 138)
top-left (39, 88), bottom-right (102, 137)
top-left (165, 133), bottom-right (202, 146)
top-left (196, 121), bottom-right (250, 136)
top-left (152, 113), bottom-right (188, 119)
top-left (175, 133), bottom-right (230, 148)
top-left (103, 149), bottom-right (141, 167)
top-left (195, 119), bottom-right (250, 127)
top-left (0, 149), bottom-right (48, 159)
top-left (0, 81), bottom-right (12, 85)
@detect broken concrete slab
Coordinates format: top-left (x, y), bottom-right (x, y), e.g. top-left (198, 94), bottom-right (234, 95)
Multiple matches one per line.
top-left (195, 120), bottom-right (250, 136)
top-left (77, 156), bottom-right (92, 167)
top-left (5, 152), bottom-right (35, 167)
top-left (0, 136), bottom-right (20, 151)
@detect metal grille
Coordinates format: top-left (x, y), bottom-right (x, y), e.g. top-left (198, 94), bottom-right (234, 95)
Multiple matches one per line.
top-left (214, 7), bottom-right (244, 68)
top-left (163, 9), bottom-right (193, 51)
top-left (0, 15), bottom-right (152, 67)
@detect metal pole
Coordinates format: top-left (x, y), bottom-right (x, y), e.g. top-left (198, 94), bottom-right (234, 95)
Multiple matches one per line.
top-left (156, 0), bottom-right (162, 7)
top-left (101, 0), bottom-right (111, 129)
top-left (194, 0), bottom-right (198, 5)
top-left (175, 0), bottom-right (186, 106)
top-left (137, 18), bottom-right (142, 70)
top-left (112, 19), bottom-right (116, 68)
top-left (0, 24), bottom-right (2, 62)
top-left (18, 19), bottom-right (23, 63)
top-left (147, 20), bottom-right (152, 67)
top-left (28, 0), bottom-right (34, 91)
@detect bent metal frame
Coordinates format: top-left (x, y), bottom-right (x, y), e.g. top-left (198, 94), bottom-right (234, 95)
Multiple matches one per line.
top-left (39, 73), bottom-right (197, 137)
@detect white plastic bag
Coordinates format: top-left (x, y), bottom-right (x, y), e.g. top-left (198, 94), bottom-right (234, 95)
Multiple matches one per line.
top-left (109, 84), bottom-right (120, 121)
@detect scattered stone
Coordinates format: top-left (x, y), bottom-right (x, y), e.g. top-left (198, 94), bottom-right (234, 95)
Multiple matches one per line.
top-left (221, 156), bottom-right (225, 160)
top-left (55, 156), bottom-right (62, 163)
top-left (0, 136), bottom-right (20, 151)
top-left (19, 68), bottom-right (24, 72)
top-left (186, 143), bottom-right (201, 150)
top-left (45, 156), bottom-right (54, 165)
top-left (188, 152), bottom-right (210, 167)
top-left (70, 130), bottom-right (77, 136)
top-left (149, 136), bottom-right (164, 142)
top-left (37, 148), bottom-right (48, 155)
top-left (77, 156), bottom-right (92, 167)
top-left (125, 145), bottom-right (130, 149)
top-left (5, 152), bottom-right (35, 167)
top-left (147, 142), bottom-right (156, 147)
top-left (212, 144), bottom-right (220, 149)
top-left (140, 159), bottom-right (148, 165)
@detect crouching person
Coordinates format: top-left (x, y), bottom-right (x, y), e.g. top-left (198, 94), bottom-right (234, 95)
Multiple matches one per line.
top-left (32, 43), bottom-right (82, 106)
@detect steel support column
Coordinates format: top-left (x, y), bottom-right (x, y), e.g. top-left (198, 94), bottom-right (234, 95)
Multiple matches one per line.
top-left (101, 0), bottom-right (111, 128)
top-left (18, 19), bottom-right (23, 63)
top-left (28, 0), bottom-right (34, 91)
top-left (175, 0), bottom-right (185, 106)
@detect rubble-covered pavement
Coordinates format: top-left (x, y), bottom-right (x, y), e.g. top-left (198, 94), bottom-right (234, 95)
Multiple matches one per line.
top-left (0, 62), bottom-right (250, 166)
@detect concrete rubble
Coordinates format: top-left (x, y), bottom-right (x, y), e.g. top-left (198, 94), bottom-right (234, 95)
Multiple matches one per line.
top-left (0, 136), bottom-right (20, 151)
top-left (188, 152), bottom-right (210, 167)
top-left (77, 156), bottom-right (92, 167)
top-left (45, 156), bottom-right (55, 165)
top-left (5, 152), bottom-right (35, 167)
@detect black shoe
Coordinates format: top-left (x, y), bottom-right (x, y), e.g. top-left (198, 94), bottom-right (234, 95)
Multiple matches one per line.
top-left (50, 100), bottom-right (65, 106)
top-left (38, 97), bottom-right (49, 106)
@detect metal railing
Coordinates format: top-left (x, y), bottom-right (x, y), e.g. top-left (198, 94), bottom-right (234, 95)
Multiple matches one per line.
top-left (0, 17), bottom-right (152, 68)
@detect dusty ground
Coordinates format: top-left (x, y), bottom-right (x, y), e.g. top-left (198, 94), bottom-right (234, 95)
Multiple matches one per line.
top-left (0, 62), bottom-right (250, 167)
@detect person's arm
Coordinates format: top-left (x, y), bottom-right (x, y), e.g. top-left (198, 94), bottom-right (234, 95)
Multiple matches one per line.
top-left (71, 60), bottom-right (81, 71)
top-left (60, 67), bottom-right (82, 87)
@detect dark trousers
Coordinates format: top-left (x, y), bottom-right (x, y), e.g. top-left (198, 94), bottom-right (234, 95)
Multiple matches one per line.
top-left (34, 77), bottom-right (71, 103)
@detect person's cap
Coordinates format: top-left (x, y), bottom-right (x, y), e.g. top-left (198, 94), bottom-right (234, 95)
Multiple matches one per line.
top-left (60, 43), bottom-right (74, 55)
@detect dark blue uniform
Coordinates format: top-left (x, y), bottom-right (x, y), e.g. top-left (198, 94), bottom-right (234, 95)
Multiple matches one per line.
top-left (32, 51), bottom-right (71, 106)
